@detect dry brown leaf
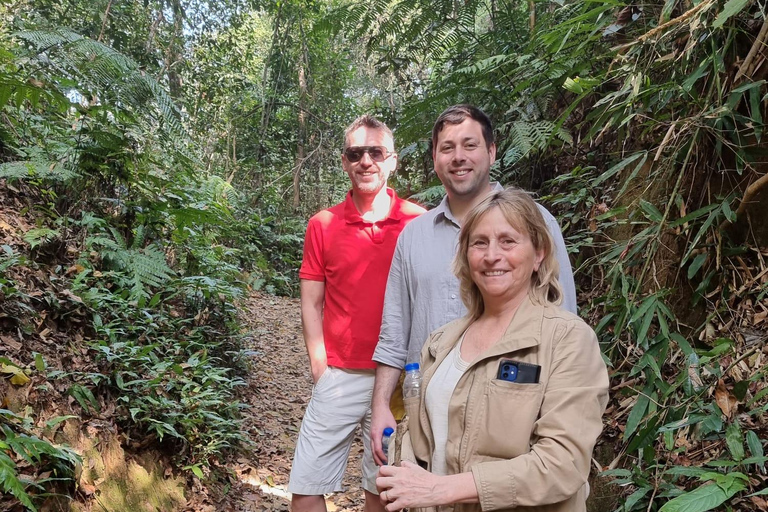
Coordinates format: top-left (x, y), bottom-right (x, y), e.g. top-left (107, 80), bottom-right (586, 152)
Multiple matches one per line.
top-left (714, 379), bottom-right (738, 419)
top-left (0, 335), bottom-right (22, 352)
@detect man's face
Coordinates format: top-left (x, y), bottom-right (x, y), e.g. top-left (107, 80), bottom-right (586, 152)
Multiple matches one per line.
top-left (342, 127), bottom-right (397, 196)
top-left (432, 118), bottom-right (496, 200)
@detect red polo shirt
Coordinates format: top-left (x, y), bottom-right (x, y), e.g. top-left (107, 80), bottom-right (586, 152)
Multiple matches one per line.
top-left (299, 188), bottom-right (425, 369)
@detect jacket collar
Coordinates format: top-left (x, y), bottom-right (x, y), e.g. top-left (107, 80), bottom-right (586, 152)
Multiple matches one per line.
top-left (428, 295), bottom-right (543, 361)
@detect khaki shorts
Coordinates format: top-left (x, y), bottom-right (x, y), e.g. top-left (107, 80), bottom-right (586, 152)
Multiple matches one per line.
top-left (288, 366), bottom-right (378, 496)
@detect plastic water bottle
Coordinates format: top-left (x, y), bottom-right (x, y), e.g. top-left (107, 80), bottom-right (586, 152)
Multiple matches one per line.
top-left (403, 362), bottom-right (422, 399)
top-left (381, 427), bottom-right (394, 463)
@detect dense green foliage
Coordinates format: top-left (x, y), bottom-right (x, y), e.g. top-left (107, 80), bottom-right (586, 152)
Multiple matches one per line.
top-left (2, 0), bottom-right (767, 510)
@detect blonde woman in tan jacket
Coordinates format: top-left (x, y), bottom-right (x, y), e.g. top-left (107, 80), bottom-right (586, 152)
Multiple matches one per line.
top-left (376, 188), bottom-right (609, 512)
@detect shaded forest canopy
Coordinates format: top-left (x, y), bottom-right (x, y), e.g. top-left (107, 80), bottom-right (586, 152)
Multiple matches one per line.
top-left (1, 0), bottom-right (768, 511)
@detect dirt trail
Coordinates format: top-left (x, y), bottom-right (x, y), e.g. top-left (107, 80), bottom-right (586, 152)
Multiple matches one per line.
top-left (220, 291), bottom-right (366, 511)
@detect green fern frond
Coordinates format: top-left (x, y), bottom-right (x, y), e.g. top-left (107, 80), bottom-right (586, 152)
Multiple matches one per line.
top-left (130, 246), bottom-right (174, 289)
top-left (15, 28), bottom-right (184, 138)
top-left (0, 160), bottom-right (77, 182)
top-left (0, 451), bottom-right (37, 512)
top-left (23, 228), bottom-right (60, 249)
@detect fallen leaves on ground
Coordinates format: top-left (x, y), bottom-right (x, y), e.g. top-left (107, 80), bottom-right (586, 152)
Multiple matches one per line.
top-left (186, 291), bottom-right (367, 511)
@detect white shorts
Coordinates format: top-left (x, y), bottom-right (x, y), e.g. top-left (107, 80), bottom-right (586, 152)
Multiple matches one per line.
top-left (288, 366), bottom-right (378, 496)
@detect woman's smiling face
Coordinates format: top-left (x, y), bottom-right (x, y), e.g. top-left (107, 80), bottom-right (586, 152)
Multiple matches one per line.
top-left (467, 207), bottom-right (544, 307)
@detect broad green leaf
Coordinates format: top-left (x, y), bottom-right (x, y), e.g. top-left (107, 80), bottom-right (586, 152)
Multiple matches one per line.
top-left (44, 415), bottom-right (77, 429)
top-left (747, 487), bottom-right (768, 497)
top-left (746, 430), bottom-right (764, 458)
top-left (625, 391), bottom-right (650, 440)
top-left (671, 334), bottom-right (694, 357)
top-left (627, 416), bottom-right (659, 452)
top-left (687, 253), bottom-right (708, 279)
top-left (658, 480), bottom-right (744, 512)
top-left (185, 464), bottom-right (205, 479)
top-left (625, 486), bottom-right (652, 510)
top-left (713, 0), bottom-right (751, 29)
top-left (630, 295), bottom-right (657, 324)
top-left (639, 199), bottom-right (663, 222)
top-left (34, 353), bottom-right (45, 373)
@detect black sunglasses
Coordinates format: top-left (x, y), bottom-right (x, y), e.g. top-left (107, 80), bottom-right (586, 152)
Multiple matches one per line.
top-left (343, 146), bottom-right (394, 163)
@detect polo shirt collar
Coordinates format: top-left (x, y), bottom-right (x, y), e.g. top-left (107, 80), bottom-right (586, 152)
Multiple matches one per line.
top-left (432, 182), bottom-right (504, 228)
top-left (343, 187), bottom-right (402, 224)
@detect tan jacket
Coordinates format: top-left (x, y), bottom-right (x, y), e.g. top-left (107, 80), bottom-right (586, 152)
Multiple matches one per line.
top-left (402, 297), bottom-right (609, 512)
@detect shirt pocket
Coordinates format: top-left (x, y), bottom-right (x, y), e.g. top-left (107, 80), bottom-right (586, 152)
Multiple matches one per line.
top-left (474, 380), bottom-right (544, 459)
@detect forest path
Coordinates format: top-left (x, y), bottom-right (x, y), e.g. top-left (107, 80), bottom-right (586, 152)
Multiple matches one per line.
top-left (218, 291), bottom-right (366, 511)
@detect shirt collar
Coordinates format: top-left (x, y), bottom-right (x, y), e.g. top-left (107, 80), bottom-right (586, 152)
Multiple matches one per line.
top-left (344, 187), bottom-right (401, 224)
top-left (432, 182), bottom-right (503, 227)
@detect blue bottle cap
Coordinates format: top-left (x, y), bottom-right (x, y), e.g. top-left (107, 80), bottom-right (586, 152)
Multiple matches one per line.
top-left (404, 362), bottom-right (420, 371)
top-left (383, 427), bottom-right (394, 436)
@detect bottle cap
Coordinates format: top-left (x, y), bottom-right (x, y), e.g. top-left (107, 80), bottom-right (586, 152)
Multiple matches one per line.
top-left (383, 427), bottom-right (394, 436)
top-left (405, 362), bottom-right (420, 371)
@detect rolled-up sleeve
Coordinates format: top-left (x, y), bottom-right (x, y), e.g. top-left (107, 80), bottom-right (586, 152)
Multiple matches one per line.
top-left (373, 234), bottom-right (411, 368)
top-left (471, 322), bottom-right (609, 509)
top-left (538, 204), bottom-right (577, 314)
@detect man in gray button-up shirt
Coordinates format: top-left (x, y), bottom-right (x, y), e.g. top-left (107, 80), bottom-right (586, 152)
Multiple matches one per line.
top-left (370, 105), bottom-right (577, 466)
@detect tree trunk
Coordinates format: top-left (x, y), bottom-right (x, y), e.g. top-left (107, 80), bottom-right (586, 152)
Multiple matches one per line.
top-left (166, 0), bottom-right (184, 99)
top-left (292, 64), bottom-right (306, 209)
top-left (528, 0), bottom-right (535, 33)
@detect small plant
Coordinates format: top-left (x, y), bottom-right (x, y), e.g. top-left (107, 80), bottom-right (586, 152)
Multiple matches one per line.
top-left (0, 410), bottom-right (80, 512)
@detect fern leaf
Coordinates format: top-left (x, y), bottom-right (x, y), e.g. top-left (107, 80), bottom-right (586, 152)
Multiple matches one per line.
top-left (0, 452), bottom-right (37, 512)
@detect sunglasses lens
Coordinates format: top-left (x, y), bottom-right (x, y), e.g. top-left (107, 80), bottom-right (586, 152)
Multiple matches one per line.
top-left (345, 146), bottom-right (390, 162)
top-left (345, 149), bottom-right (364, 162)
top-left (368, 148), bottom-right (385, 161)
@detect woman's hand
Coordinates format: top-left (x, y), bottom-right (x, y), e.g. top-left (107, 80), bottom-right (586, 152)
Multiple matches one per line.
top-left (377, 461), bottom-right (478, 511)
top-left (377, 461), bottom-right (439, 511)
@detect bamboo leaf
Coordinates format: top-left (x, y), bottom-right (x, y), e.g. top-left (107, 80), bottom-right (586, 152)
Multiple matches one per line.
top-left (713, 0), bottom-right (751, 29)
top-left (625, 390), bottom-right (650, 440)
top-left (592, 152), bottom-right (646, 187)
top-left (725, 422), bottom-right (745, 461)
top-left (639, 200), bottom-right (663, 222)
top-left (687, 253), bottom-right (708, 279)
top-left (746, 430), bottom-right (764, 459)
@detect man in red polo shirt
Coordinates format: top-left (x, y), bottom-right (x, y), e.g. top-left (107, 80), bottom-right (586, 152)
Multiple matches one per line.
top-left (289, 115), bottom-right (425, 512)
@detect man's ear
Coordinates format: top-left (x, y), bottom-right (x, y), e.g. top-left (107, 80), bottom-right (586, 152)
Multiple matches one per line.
top-left (488, 143), bottom-right (497, 165)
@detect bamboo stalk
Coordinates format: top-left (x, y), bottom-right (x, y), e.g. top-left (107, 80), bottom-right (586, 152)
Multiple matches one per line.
top-left (735, 16), bottom-right (768, 83)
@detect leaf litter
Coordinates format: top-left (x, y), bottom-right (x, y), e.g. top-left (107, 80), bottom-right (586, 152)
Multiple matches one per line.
top-left (213, 291), bottom-right (368, 512)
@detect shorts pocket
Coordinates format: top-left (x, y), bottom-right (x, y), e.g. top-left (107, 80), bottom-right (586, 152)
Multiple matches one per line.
top-left (312, 366), bottom-right (332, 393)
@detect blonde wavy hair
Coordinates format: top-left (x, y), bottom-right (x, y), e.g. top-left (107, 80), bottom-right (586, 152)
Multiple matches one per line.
top-left (453, 188), bottom-right (562, 319)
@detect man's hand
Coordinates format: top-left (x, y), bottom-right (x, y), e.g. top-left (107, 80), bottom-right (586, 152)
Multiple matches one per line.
top-left (371, 398), bottom-right (397, 465)
top-left (310, 358), bottom-right (327, 384)
top-left (371, 364), bottom-right (403, 465)
top-left (300, 279), bottom-right (327, 385)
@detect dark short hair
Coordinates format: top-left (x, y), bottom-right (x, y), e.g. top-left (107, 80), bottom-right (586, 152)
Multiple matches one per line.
top-left (343, 115), bottom-right (394, 149)
top-left (431, 104), bottom-right (494, 152)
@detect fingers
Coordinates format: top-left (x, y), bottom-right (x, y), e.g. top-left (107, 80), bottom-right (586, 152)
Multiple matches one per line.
top-left (372, 432), bottom-right (386, 466)
top-left (377, 464), bottom-right (396, 478)
top-left (371, 403), bottom-right (396, 466)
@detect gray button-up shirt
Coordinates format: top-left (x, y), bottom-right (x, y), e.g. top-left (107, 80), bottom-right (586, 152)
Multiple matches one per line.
top-left (373, 185), bottom-right (577, 368)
